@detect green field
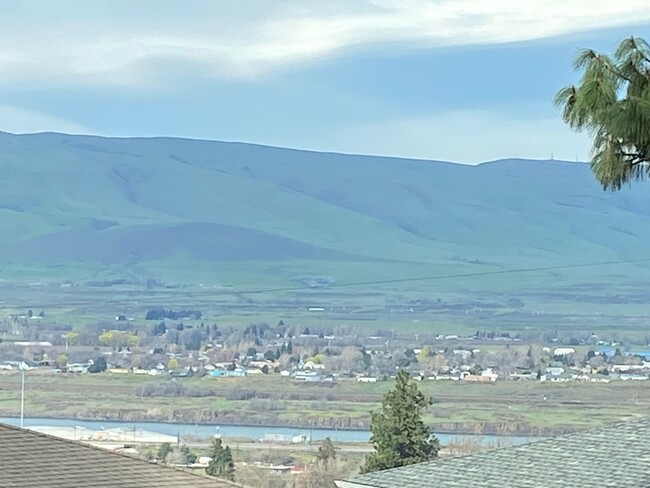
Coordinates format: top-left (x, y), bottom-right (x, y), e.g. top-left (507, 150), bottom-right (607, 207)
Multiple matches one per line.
top-left (1, 373), bottom-right (647, 436)
top-left (0, 131), bottom-right (649, 300)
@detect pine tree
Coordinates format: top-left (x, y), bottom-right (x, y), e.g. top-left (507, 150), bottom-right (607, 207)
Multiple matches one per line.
top-left (180, 445), bottom-right (197, 466)
top-left (316, 437), bottom-right (337, 471)
top-left (361, 369), bottom-right (439, 473)
top-left (555, 36), bottom-right (650, 190)
top-left (205, 438), bottom-right (235, 481)
top-left (157, 442), bottom-right (173, 463)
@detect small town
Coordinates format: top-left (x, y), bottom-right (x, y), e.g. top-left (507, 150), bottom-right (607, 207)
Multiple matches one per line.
top-left (2, 3), bottom-right (650, 488)
top-left (2, 311), bottom-right (650, 384)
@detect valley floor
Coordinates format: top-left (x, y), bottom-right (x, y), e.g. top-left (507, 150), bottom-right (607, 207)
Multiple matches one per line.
top-left (0, 373), bottom-right (646, 436)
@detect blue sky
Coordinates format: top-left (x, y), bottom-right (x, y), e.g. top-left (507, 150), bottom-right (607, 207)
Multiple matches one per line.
top-left (0, 0), bottom-right (649, 163)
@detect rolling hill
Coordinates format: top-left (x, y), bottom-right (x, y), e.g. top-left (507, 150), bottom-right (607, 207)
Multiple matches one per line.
top-left (0, 131), bottom-right (647, 290)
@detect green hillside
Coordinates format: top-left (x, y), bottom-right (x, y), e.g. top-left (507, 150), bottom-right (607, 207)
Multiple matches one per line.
top-left (0, 131), bottom-right (647, 291)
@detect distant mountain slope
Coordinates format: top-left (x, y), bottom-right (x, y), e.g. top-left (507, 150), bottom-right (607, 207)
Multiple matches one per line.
top-left (0, 131), bottom-right (647, 284)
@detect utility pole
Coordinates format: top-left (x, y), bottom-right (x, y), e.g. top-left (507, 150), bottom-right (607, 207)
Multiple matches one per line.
top-left (19, 362), bottom-right (28, 428)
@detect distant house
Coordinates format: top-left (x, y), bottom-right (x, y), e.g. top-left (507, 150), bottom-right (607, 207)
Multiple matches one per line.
top-left (435, 373), bottom-right (461, 381)
top-left (463, 375), bottom-right (494, 383)
top-left (210, 369), bottom-right (246, 378)
top-left (611, 364), bottom-right (633, 372)
top-left (453, 350), bottom-right (472, 359)
top-left (13, 341), bottom-right (53, 347)
top-left (336, 418), bottom-right (650, 488)
top-left (292, 370), bottom-right (323, 382)
top-left (249, 360), bottom-right (274, 369)
top-left (170, 368), bottom-right (194, 378)
top-left (553, 347), bottom-right (576, 356)
top-left (357, 376), bottom-right (378, 383)
top-left (108, 367), bottom-right (129, 374)
top-left (620, 373), bottom-right (648, 381)
top-left (67, 362), bottom-right (90, 374)
top-left (546, 367), bottom-right (565, 376)
top-left (462, 369), bottom-right (498, 382)
top-left (465, 375), bottom-right (494, 383)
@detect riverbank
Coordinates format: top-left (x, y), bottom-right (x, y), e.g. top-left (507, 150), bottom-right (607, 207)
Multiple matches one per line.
top-left (0, 373), bottom-right (646, 438)
top-left (0, 408), bottom-right (563, 437)
top-left (0, 416), bottom-right (536, 446)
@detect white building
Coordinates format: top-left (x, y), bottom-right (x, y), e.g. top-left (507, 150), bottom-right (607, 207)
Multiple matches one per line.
top-left (553, 347), bottom-right (576, 356)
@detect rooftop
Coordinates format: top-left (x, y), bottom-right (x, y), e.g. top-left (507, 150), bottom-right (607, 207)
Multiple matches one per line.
top-left (0, 422), bottom-right (242, 488)
top-left (337, 417), bottom-right (650, 488)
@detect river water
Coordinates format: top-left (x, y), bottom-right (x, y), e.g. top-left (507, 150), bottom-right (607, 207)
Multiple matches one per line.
top-left (0, 416), bottom-right (534, 445)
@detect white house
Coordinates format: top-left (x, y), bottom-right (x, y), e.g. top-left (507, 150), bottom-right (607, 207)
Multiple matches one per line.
top-left (357, 376), bottom-right (378, 383)
top-left (546, 367), bottom-right (565, 376)
top-left (553, 347), bottom-right (576, 356)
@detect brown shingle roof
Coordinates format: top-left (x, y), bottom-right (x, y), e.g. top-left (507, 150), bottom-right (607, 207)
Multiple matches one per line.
top-left (0, 422), bottom-right (242, 487)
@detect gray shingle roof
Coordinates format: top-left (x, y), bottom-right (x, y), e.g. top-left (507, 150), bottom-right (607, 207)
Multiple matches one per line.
top-left (0, 422), bottom-right (242, 487)
top-left (338, 418), bottom-right (650, 488)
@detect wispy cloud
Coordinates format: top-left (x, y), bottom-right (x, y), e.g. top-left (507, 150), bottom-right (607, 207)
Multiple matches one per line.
top-left (0, 0), bottom-right (648, 87)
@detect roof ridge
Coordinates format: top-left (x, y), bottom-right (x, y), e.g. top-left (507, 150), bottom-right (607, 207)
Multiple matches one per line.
top-left (0, 421), bottom-right (243, 487)
top-left (437, 416), bottom-right (646, 459)
top-left (343, 416), bottom-right (650, 482)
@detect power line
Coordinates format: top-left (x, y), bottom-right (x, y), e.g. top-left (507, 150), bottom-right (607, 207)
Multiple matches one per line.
top-left (218, 257), bottom-right (650, 297)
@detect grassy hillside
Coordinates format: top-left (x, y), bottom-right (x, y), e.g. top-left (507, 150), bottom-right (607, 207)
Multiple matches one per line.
top-left (0, 131), bottom-right (647, 292)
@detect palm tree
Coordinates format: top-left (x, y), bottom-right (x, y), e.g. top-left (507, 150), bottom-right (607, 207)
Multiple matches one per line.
top-left (555, 36), bottom-right (650, 190)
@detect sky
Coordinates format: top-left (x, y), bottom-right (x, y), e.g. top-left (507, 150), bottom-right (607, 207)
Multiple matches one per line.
top-left (0, 0), bottom-right (649, 163)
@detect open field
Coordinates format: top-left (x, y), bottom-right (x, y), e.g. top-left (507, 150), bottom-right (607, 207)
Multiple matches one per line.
top-left (0, 373), bottom-right (647, 435)
top-left (3, 278), bottom-right (650, 342)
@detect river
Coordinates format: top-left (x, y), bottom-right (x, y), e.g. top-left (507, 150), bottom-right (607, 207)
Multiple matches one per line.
top-left (0, 416), bottom-right (534, 445)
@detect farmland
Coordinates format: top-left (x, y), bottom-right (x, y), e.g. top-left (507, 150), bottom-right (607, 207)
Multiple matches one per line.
top-left (0, 371), bottom-right (648, 436)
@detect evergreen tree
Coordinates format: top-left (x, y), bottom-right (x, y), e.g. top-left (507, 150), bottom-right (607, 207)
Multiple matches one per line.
top-left (361, 369), bottom-right (439, 473)
top-left (180, 445), bottom-right (197, 465)
top-left (555, 36), bottom-right (650, 190)
top-left (205, 438), bottom-right (235, 481)
top-left (316, 437), bottom-right (337, 471)
top-left (157, 442), bottom-right (173, 463)
top-left (87, 356), bottom-right (107, 373)
top-left (152, 321), bottom-right (167, 336)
